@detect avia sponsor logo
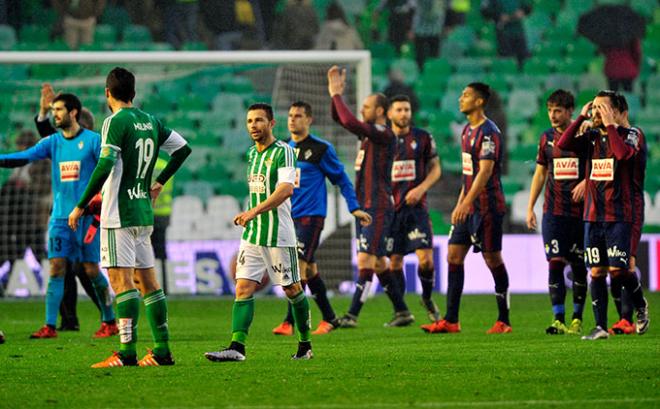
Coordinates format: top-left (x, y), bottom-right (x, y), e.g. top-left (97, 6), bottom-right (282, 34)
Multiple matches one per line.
top-left (127, 183), bottom-right (148, 200)
top-left (133, 122), bottom-right (153, 131)
top-left (248, 174), bottom-right (266, 194)
top-left (391, 160), bottom-right (416, 182)
top-left (59, 161), bottom-right (81, 182)
top-left (553, 157), bottom-right (579, 180)
top-left (607, 246), bottom-right (627, 258)
top-left (407, 228), bottom-right (427, 241)
top-left (590, 158), bottom-right (614, 181)
top-left (462, 152), bottom-right (473, 175)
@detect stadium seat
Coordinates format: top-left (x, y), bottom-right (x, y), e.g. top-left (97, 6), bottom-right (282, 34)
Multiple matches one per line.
top-left (555, 58), bottom-right (588, 75)
top-left (423, 57), bottom-right (451, 77)
top-left (544, 74), bottom-right (575, 94)
top-left (182, 180), bottom-right (215, 203)
top-left (490, 58), bottom-right (518, 76)
top-left (369, 42), bottom-right (396, 59)
top-left (390, 58), bottom-right (419, 84)
top-left (523, 57), bottom-right (554, 75)
top-left (621, 92), bottom-right (641, 119)
top-left (123, 25), bottom-right (152, 43)
top-left (222, 77), bottom-right (254, 93)
top-left (577, 73), bottom-right (607, 92)
top-left (94, 24), bottom-right (117, 43)
top-left (471, 39), bottom-right (497, 57)
top-left (507, 90), bottom-right (539, 120)
top-left (182, 41), bottom-right (208, 50)
top-left (168, 195), bottom-right (204, 240)
top-left (440, 40), bottom-right (467, 59)
top-left (453, 58), bottom-right (489, 75)
top-left (0, 25), bottom-right (16, 50)
top-left (440, 91), bottom-right (461, 113)
top-left (19, 25), bottom-right (49, 43)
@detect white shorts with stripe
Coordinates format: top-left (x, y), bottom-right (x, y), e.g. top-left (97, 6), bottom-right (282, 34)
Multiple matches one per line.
top-left (101, 226), bottom-right (155, 269)
top-left (235, 240), bottom-right (299, 287)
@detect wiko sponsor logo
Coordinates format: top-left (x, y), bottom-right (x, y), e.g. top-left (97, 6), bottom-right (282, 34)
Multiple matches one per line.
top-left (127, 183), bottom-right (148, 200)
top-left (607, 246), bottom-right (627, 258)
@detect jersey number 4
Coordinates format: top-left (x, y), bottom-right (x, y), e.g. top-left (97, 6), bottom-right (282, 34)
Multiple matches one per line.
top-left (135, 138), bottom-right (154, 180)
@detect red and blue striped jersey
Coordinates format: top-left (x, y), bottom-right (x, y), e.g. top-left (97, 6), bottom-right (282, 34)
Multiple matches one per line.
top-left (627, 126), bottom-right (646, 228)
top-left (460, 118), bottom-right (506, 216)
top-left (536, 127), bottom-right (586, 218)
top-left (392, 127), bottom-right (437, 211)
top-left (557, 116), bottom-right (639, 223)
top-left (331, 95), bottom-right (395, 211)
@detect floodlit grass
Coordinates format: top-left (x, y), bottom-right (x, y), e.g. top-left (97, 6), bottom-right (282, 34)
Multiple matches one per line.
top-left (1, 293), bottom-right (659, 408)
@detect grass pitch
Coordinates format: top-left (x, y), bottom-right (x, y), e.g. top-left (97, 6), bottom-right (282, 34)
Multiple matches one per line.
top-left (1, 292), bottom-right (659, 408)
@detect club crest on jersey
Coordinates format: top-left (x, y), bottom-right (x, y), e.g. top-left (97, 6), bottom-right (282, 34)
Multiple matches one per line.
top-left (78, 141), bottom-right (84, 150)
top-left (294, 148), bottom-right (300, 157)
top-left (481, 139), bottom-right (495, 156)
top-left (248, 174), bottom-right (266, 193)
top-left (264, 159), bottom-right (272, 167)
top-left (410, 140), bottom-right (417, 150)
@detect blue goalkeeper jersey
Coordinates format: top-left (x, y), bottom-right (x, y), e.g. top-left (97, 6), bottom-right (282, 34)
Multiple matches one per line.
top-left (0, 129), bottom-right (100, 220)
top-left (288, 134), bottom-right (360, 218)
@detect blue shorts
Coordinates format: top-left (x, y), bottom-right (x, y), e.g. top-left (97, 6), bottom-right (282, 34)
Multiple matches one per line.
top-left (48, 216), bottom-right (100, 263)
top-left (448, 212), bottom-right (503, 253)
top-left (295, 216), bottom-right (325, 263)
top-left (584, 221), bottom-right (631, 269)
top-left (390, 206), bottom-right (433, 255)
top-left (541, 214), bottom-right (584, 262)
top-left (356, 208), bottom-right (393, 257)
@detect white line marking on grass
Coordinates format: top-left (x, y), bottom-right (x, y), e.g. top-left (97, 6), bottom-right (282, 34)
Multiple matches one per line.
top-left (226, 397), bottom-right (660, 409)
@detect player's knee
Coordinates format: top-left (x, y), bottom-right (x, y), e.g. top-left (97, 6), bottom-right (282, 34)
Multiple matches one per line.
top-left (49, 258), bottom-right (67, 277)
top-left (81, 262), bottom-right (99, 278)
top-left (609, 268), bottom-right (625, 278)
top-left (108, 271), bottom-right (134, 293)
top-left (446, 246), bottom-right (466, 265)
top-left (357, 252), bottom-right (376, 270)
top-left (235, 280), bottom-right (257, 300)
top-left (590, 267), bottom-right (607, 278)
top-left (483, 252), bottom-right (503, 269)
top-left (282, 281), bottom-right (303, 298)
top-left (389, 255), bottom-right (403, 271)
top-left (375, 257), bottom-right (388, 273)
top-left (419, 259), bottom-right (434, 272)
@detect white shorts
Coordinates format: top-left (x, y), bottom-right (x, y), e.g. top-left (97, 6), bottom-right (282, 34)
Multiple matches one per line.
top-left (101, 226), bottom-right (155, 269)
top-left (235, 240), bottom-right (299, 287)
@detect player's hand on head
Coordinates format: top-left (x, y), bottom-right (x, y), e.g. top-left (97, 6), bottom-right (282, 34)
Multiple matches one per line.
top-left (580, 101), bottom-right (593, 118)
top-left (600, 104), bottom-right (616, 127)
top-left (578, 120), bottom-right (593, 135)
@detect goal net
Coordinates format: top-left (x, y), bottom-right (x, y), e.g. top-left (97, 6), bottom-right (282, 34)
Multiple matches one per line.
top-left (0, 50), bottom-right (371, 296)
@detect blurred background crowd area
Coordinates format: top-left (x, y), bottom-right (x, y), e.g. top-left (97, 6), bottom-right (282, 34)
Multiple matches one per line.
top-left (0, 0), bottom-right (659, 242)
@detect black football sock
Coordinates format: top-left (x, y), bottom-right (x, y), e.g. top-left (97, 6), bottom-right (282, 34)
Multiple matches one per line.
top-left (548, 260), bottom-right (567, 323)
top-left (347, 269), bottom-right (373, 317)
top-left (59, 261), bottom-right (78, 328)
top-left (307, 273), bottom-right (336, 323)
top-left (610, 272), bottom-right (624, 320)
top-left (418, 267), bottom-right (434, 300)
top-left (621, 288), bottom-right (634, 323)
top-left (570, 261), bottom-right (587, 320)
top-left (377, 270), bottom-right (409, 313)
top-left (391, 268), bottom-right (406, 295)
top-left (444, 263), bottom-right (464, 323)
top-left (621, 270), bottom-right (647, 311)
top-left (489, 263), bottom-right (510, 325)
top-left (590, 275), bottom-right (608, 329)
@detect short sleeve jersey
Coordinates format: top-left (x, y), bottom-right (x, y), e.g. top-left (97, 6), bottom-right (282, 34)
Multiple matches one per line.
top-left (460, 118), bottom-right (506, 216)
top-left (243, 140), bottom-right (297, 247)
top-left (536, 127), bottom-right (586, 218)
top-left (100, 107), bottom-right (185, 228)
top-left (392, 127), bottom-right (437, 211)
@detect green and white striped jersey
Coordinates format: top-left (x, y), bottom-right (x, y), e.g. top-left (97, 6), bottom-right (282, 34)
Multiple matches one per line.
top-left (243, 140), bottom-right (297, 247)
top-left (100, 107), bottom-right (187, 228)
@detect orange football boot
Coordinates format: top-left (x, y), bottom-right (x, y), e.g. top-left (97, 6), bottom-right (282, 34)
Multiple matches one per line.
top-left (486, 321), bottom-right (512, 334)
top-left (94, 322), bottom-right (119, 338)
top-left (609, 318), bottom-right (635, 335)
top-left (312, 320), bottom-right (336, 335)
top-left (30, 325), bottom-right (57, 339)
top-left (272, 321), bottom-right (294, 336)
top-left (91, 351), bottom-right (137, 368)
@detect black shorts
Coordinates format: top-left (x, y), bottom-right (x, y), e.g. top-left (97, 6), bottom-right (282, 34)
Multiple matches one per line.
top-left (541, 214), bottom-right (584, 262)
top-left (448, 212), bottom-right (503, 253)
top-left (294, 216), bottom-right (325, 263)
top-left (584, 221), bottom-right (631, 268)
top-left (390, 206), bottom-right (433, 256)
top-left (356, 208), bottom-right (394, 257)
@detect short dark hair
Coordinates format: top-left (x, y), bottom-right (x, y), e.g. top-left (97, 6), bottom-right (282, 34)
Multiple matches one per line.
top-left (596, 90), bottom-right (624, 112)
top-left (79, 108), bottom-right (95, 130)
top-left (290, 101), bottom-right (312, 117)
top-left (372, 93), bottom-right (389, 113)
top-left (546, 89), bottom-right (575, 110)
top-left (467, 82), bottom-right (491, 104)
top-left (617, 93), bottom-right (629, 112)
top-left (389, 94), bottom-right (411, 105)
top-left (106, 67), bottom-right (136, 103)
top-left (52, 93), bottom-right (82, 121)
top-left (248, 103), bottom-right (274, 121)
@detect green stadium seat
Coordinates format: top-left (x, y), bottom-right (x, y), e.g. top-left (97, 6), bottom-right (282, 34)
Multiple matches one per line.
top-left (490, 58), bottom-right (518, 75)
top-left (555, 58), bottom-right (589, 75)
top-left (147, 42), bottom-right (175, 51)
top-left (0, 65), bottom-right (27, 81)
top-left (178, 95), bottom-right (208, 112)
top-left (578, 73), bottom-right (607, 92)
top-left (372, 58), bottom-right (390, 77)
top-left (182, 180), bottom-right (214, 203)
top-left (418, 93), bottom-right (441, 110)
top-left (222, 77), bottom-right (254, 93)
top-left (100, 5), bottom-right (132, 34)
top-left (19, 25), bottom-right (49, 43)
top-left (0, 25), bottom-right (16, 50)
top-left (123, 25), bottom-right (152, 43)
top-left (631, 0), bottom-right (657, 19)
top-left (523, 57), bottom-right (554, 75)
top-left (544, 74), bottom-right (575, 94)
top-left (440, 91), bottom-right (461, 114)
top-left (471, 39), bottom-right (497, 57)
top-left (621, 92), bottom-right (641, 120)
top-left (555, 9), bottom-right (579, 32)
top-left (423, 57), bottom-right (451, 77)
top-left (30, 64), bottom-right (66, 80)
top-left (182, 41), bottom-right (208, 50)
top-left (446, 26), bottom-right (476, 49)
top-left (370, 42), bottom-right (396, 59)
top-left (440, 40), bottom-right (467, 59)
top-left (390, 58), bottom-right (419, 84)
top-left (509, 144), bottom-right (539, 163)
top-left (507, 89), bottom-right (539, 120)
top-left (453, 58), bottom-right (489, 74)
top-left (94, 24), bottom-right (117, 43)
top-left (115, 42), bottom-right (145, 51)
top-left (482, 74), bottom-right (509, 97)
top-left (532, 0), bottom-right (561, 17)
top-left (156, 81), bottom-right (189, 103)
top-left (565, 38), bottom-right (596, 58)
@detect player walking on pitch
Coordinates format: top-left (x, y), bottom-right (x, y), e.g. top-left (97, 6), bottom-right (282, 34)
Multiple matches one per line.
top-left (272, 101), bottom-right (372, 336)
top-left (0, 93), bottom-right (117, 339)
top-left (525, 90), bottom-right (589, 335)
top-left (384, 95), bottom-right (442, 323)
top-left (328, 66), bottom-right (415, 327)
top-left (422, 83), bottom-right (512, 334)
top-left (205, 103), bottom-right (314, 361)
top-left (69, 67), bottom-right (192, 366)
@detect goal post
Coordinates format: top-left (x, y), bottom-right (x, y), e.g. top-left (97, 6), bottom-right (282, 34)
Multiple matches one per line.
top-left (0, 50), bottom-right (371, 295)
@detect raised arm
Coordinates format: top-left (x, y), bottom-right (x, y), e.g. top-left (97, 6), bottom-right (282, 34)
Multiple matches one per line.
top-left (0, 137), bottom-right (51, 167)
top-left (557, 102), bottom-right (592, 152)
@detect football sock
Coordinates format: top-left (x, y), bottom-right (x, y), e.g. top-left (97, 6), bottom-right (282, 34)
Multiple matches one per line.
top-left (231, 297), bottom-right (255, 345)
top-left (91, 273), bottom-right (116, 323)
top-left (283, 281), bottom-right (306, 324)
top-left (289, 291), bottom-right (311, 343)
top-left (444, 263), bottom-right (464, 323)
top-left (377, 270), bottom-right (409, 312)
top-left (59, 262), bottom-right (78, 326)
top-left (489, 263), bottom-right (510, 325)
top-left (570, 261), bottom-right (587, 320)
top-left (391, 268), bottom-right (406, 295)
top-left (590, 276), bottom-right (608, 329)
top-left (45, 276), bottom-right (65, 327)
top-left (418, 267), bottom-right (434, 300)
top-left (548, 260), bottom-right (567, 323)
top-left (116, 289), bottom-right (141, 358)
top-left (347, 269), bottom-right (373, 317)
top-left (610, 272), bottom-right (624, 319)
top-left (621, 287), bottom-right (634, 323)
top-left (307, 273), bottom-right (336, 323)
top-left (144, 289), bottom-right (170, 357)
top-left (621, 270), bottom-right (647, 311)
